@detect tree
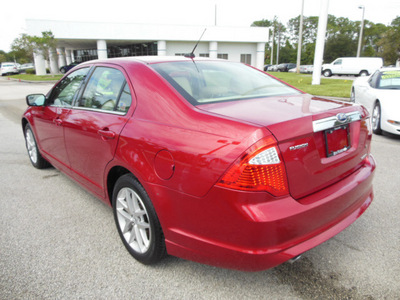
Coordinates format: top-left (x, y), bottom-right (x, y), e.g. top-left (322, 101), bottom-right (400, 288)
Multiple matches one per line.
top-left (11, 31), bottom-right (57, 73)
top-left (377, 17), bottom-right (400, 65)
top-left (252, 17), bottom-right (287, 64)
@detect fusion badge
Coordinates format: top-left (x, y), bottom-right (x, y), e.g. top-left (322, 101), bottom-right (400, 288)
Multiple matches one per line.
top-left (289, 143), bottom-right (309, 151)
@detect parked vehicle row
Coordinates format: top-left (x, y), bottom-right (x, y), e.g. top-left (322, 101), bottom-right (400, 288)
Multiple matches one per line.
top-left (267, 63), bottom-right (314, 74)
top-left (22, 56), bottom-right (375, 271)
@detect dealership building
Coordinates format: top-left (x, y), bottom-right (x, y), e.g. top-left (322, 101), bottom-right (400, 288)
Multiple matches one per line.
top-left (26, 19), bottom-right (269, 75)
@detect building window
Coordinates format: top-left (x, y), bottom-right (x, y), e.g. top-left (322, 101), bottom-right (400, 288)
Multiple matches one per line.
top-left (217, 54), bottom-right (228, 60)
top-left (73, 42), bottom-right (157, 62)
top-left (175, 53), bottom-right (186, 56)
top-left (199, 53), bottom-right (210, 57)
top-left (240, 54), bottom-right (252, 65)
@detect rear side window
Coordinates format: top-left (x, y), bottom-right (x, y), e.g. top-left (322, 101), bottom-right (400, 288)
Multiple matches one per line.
top-left (78, 67), bottom-right (130, 112)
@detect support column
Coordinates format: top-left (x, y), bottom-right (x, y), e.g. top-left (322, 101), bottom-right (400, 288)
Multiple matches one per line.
top-left (33, 51), bottom-right (46, 75)
top-left (49, 48), bottom-right (59, 74)
top-left (312, 0), bottom-right (329, 85)
top-left (57, 47), bottom-right (67, 68)
top-left (158, 41), bottom-right (167, 56)
top-left (209, 41), bottom-right (218, 59)
top-left (66, 49), bottom-right (72, 65)
top-left (256, 42), bottom-right (266, 70)
top-left (97, 40), bottom-right (108, 59)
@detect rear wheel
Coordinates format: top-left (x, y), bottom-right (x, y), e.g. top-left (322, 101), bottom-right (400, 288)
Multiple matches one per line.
top-left (359, 70), bottom-right (369, 76)
top-left (350, 88), bottom-right (355, 103)
top-left (112, 174), bottom-right (166, 265)
top-left (372, 102), bottom-right (382, 135)
top-left (24, 124), bottom-right (51, 169)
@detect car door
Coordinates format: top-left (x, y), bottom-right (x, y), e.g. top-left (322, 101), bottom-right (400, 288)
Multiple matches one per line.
top-left (32, 67), bottom-right (90, 168)
top-left (332, 59), bottom-right (343, 74)
top-left (62, 65), bottom-right (134, 198)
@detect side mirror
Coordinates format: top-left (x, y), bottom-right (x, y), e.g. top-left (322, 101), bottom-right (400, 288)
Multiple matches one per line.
top-left (26, 94), bottom-right (46, 106)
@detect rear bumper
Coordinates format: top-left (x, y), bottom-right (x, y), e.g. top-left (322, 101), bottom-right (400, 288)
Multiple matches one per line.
top-left (152, 155), bottom-right (376, 271)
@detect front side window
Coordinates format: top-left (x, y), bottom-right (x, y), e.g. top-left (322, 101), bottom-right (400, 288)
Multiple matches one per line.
top-left (49, 67), bottom-right (89, 107)
top-left (333, 59), bottom-right (342, 65)
top-left (78, 67), bottom-right (126, 111)
top-left (151, 61), bottom-right (301, 105)
top-left (368, 71), bottom-right (380, 88)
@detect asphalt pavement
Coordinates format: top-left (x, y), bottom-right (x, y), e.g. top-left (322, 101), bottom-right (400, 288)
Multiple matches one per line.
top-left (0, 77), bottom-right (399, 299)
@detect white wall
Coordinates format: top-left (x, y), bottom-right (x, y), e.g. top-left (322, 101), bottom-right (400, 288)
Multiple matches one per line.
top-left (165, 41), bottom-right (259, 66)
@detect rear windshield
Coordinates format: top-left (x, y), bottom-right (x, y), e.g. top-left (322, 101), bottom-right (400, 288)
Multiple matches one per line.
top-left (151, 61), bottom-right (301, 105)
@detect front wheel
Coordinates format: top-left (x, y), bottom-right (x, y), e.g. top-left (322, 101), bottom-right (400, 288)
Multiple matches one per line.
top-left (24, 124), bottom-right (51, 169)
top-left (112, 174), bottom-right (166, 265)
top-left (372, 102), bottom-right (382, 135)
top-left (323, 69), bottom-right (332, 77)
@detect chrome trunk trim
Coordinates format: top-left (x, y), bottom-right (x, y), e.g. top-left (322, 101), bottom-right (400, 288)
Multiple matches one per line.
top-left (313, 111), bottom-right (361, 132)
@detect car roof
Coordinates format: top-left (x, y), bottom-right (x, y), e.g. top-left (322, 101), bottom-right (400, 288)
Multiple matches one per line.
top-left (79, 56), bottom-right (228, 67)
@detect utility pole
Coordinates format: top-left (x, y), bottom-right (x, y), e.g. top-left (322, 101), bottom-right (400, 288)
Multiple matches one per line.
top-left (356, 5), bottom-right (365, 57)
top-left (312, 0), bottom-right (329, 85)
top-left (276, 25), bottom-right (281, 65)
top-left (215, 4), bottom-right (217, 26)
top-left (270, 28), bottom-right (275, 65)
top-left (296, 0), bottom-right (305, 73)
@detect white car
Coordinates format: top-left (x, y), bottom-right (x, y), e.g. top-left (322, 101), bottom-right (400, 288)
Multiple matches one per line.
top-left (351, 67), bottom-right (400, 135)
top-left (0, 62), bottom-right (19, 76)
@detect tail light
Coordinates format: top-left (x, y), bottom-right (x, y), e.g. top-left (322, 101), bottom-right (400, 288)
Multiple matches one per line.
top-left (217, 136), bottom-right (289, 196)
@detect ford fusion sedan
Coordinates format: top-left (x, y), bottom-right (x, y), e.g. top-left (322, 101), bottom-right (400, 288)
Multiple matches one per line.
top-left (22, 56), bottom-right (376, 271)
top-left (351, 67), bottom-right (400, 135)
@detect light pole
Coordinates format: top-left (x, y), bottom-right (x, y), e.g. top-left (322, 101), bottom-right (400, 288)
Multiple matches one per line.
top-left (357, 5), bottom-right (365, 57)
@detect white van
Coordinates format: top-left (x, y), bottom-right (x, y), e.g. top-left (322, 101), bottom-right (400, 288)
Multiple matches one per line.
top-left (322, 57), bottom-right (383, 77)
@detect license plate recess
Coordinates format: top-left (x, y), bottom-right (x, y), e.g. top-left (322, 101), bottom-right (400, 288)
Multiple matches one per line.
top-left (324, 124), bottom-right (350, 157)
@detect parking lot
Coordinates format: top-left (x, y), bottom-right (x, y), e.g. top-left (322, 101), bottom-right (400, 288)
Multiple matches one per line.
top-left (0, 77), bottom-right (399, 299)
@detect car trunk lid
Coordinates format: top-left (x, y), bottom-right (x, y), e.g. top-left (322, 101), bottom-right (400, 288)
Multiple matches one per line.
top-left (199, 94), bottom-right (371, 199)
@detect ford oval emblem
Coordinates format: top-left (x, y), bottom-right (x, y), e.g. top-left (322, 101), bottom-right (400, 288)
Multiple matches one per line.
top-left (336, 113), bottom-right (348, 123)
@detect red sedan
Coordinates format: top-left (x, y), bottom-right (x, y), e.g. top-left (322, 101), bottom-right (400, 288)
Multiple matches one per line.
top-left (22, 57), bottom-right (375, 271)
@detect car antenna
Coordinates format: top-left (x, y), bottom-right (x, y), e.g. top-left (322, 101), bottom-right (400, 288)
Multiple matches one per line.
top-left (184, 28), bottom-right (207, 59)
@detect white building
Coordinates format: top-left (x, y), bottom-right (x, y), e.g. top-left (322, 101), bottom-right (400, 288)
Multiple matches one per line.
top-left (26, 19), bottom-right (269, 75)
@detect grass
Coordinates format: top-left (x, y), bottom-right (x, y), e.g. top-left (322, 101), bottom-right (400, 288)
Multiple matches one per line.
top-left (269, 72), bottom-right (353, 98)
top-left (6, 74), bottom-right (63, 81)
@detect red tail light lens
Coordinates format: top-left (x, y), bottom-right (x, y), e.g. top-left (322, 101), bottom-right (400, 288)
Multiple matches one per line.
top-left (217, 136), bottom-right (289, 196)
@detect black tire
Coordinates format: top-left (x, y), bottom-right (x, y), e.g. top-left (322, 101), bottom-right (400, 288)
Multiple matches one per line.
top-left (60, 67), bottom-right (66, 74)
top-left (112, 174), bottom-right (166, 265)
top-left (359, 70), bottom-right (369, 77)
top-left (24, 124), bottom-right (51, 169)
top-left (323, 69), bottom-right (332, 77)
top-left (372, 102), bottom-right (382, 135)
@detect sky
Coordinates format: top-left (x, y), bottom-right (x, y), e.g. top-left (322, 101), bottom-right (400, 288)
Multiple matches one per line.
top-left (1, 0), bottom-right (399, 52)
